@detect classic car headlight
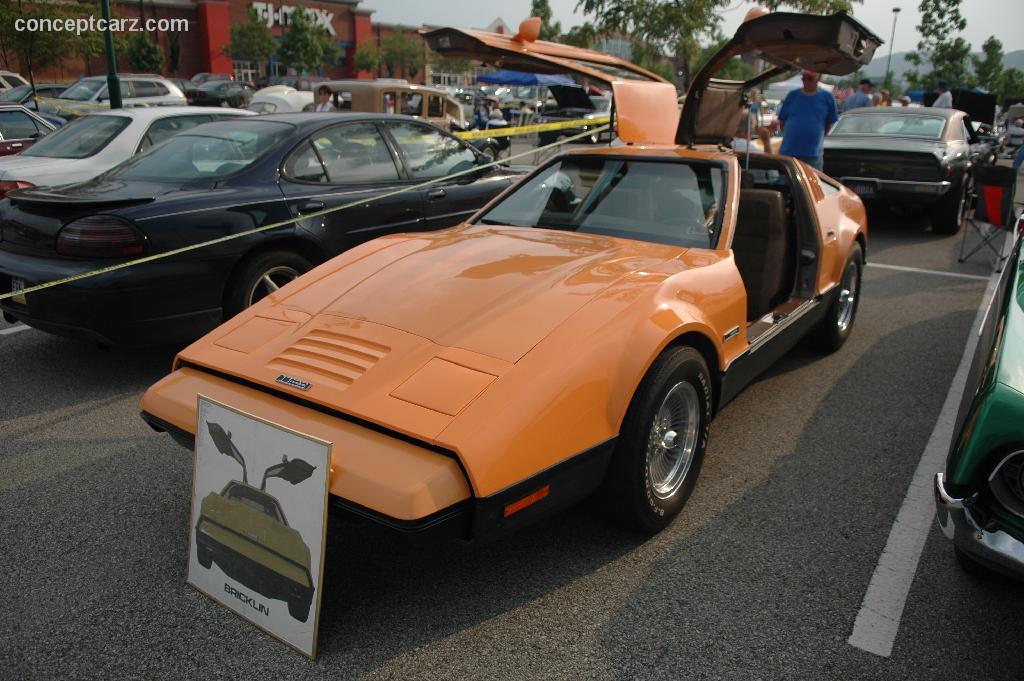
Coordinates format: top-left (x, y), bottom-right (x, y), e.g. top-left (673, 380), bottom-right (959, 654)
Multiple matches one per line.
top-left (56, 215), bottom-right (146, 258)
top-left (988, 449), bottom-right (1024, 519)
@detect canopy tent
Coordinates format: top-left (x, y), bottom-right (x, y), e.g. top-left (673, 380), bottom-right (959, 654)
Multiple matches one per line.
top-left (763, 74), bottom-right (835, 101)
top-left (476, 70), bottom-right (574, 86)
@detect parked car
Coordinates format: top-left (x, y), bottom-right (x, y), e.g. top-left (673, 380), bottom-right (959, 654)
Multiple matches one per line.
top-left (823, 107), bottom-right (991, 234)
top-left (0, 106), bottom-right (252, 197)
top-left (191, 72), bottom-right (234, 84)
top-left (247, 88), bottom-right (314, 114)
top-left (935, 232), bottom-right (1024, 580)
top-left (255, 75), bottom-right (327, 92)
top-left (42, 74), bottom-right (187, 118)
top-left (0, 104), bottom-right (56, 157)
top-left (0, 71), bottom-right (28, 92)
top-left (138, 10), bottom-right (877, 542)
top-left (536, 84), bottom-right (613, 145)
top-left (0, 83), bottom-right (71, 127)
top-left (0, 113), bottom-right (525, 346)
top-left (186, 80), bottom-right (253, 108)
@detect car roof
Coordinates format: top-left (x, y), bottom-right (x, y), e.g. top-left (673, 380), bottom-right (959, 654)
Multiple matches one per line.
top-left (256, 112), bottom-right (436, 131)
top-left (87, 106), bottom-right (256, 121)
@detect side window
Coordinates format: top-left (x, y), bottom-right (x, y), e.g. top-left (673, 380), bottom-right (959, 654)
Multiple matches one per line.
top-left (309, 122), bottom-right (400, 183)
top-left (132, 81), bottom-right (159, 98)
top-left (386, 121), bottom-right (477, 179)
top-left (400, 92), bottom-right (423, 116)
top-left (138, 115), bottom-right (214, 153)
top-left (0, 110), bottom-right (43, 140)
top-left (283, 141), bottom-right (327, 183)
top-left (383, 92), bottom-right (396, 114)
top-left (153, 81), bottom-right (169, 96)
top-left (427, 95), bottom-right (443, 118)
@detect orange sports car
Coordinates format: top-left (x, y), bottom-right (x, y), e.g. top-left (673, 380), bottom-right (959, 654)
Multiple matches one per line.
top-left (141, 11), bottom-right (878, 539)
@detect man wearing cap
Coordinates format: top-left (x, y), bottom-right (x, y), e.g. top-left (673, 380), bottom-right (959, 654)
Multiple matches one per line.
top-left (774, 71), bottom-right (838, 170)
top-left (841, 78), bottom-right (874, 112)
top-left (932, 81), bottom-right (953, 108)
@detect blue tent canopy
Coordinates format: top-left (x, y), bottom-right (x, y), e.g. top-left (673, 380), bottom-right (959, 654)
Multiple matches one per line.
top-left (476, 70), bottom-right (574, 86)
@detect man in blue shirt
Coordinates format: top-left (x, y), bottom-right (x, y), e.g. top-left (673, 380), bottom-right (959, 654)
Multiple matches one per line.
top-left (840, 78), bottom-right (874, 112)
top-left (775, 71), bottom-right (838, 170)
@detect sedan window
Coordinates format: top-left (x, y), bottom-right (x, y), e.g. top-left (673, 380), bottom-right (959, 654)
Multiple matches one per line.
top-left (477, 157), bottom-right (726, 249)
top-left (59, 78), bottom-right (106, 101)
top-left (283, 141), bottom-right (327, 183)
top-left (0, 110), bottom-right (43, 140)
top-left (138, 115), bottom-right (215, 153)
top-left (309, 123), bottom-right (400, 183)
top-left (20, 114), bottom-right (130, 159)
top-left (0, 85), bottom-right (31, 102)
top-left (386, 121), bottom-right (477, 180)
top-left (831, 113), bottom-right (946, 139)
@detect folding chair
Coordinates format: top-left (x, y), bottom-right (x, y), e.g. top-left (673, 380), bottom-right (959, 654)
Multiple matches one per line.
top-left (959, 165), bottom-right (1017, 272)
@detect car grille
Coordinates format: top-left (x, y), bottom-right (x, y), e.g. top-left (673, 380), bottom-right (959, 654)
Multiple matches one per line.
top-left (824, 150), bottom-right (942, 183)
top-left (989, 449), bottom-right (1024, 519)
top-left (267, 329), bottom-right (389, 387)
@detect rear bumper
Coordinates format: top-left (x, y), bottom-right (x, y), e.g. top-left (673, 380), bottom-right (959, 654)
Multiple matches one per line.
top-left (836, 176), bottom-right (952, 201)
top-left (934, 472), bottom-right (1024, 578)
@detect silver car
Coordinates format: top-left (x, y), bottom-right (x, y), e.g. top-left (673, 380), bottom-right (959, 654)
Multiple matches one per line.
top-left (43, 74), bottom-right (187, 119)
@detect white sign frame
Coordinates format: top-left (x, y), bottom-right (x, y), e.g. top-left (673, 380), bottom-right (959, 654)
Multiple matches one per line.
top-left (187, 395), bottom-right (331, 658)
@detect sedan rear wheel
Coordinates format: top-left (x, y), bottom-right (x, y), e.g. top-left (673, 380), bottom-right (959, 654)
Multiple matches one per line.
top-left (932, 174), bottom-right (971, 235)
top-left (224, 250), bottom-right (312, 319)
top-left (601, 346), bottom-right (712, 533)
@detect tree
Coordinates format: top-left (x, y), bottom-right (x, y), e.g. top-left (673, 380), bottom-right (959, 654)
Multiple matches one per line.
top-left (759, 0), bottom-right (858, 10)
top-left (353, 40), bottom-right (381, 74)
top-left (904, 0), bottom-right (971, 90)
top-left (126, 33), bottom-right (164, 74)
top-left (0, 0), bottom-right (80, 86)
top-left (228, 7), bottom-right (277, 66)
top-left (530, 0), bottom-right (562, 41)
top-left (431, 54), bottom-right (472, 75)
top-left (277, 7), bottom-right (338, 74)
top-left (563, 23), bottom-right (600, 49)
top-left (380, 31), bottom-right (424, 79)
top-left (1000, 68), bottom-right (1024, 104)
top-left (971, 36), bottom-right (1004, 92)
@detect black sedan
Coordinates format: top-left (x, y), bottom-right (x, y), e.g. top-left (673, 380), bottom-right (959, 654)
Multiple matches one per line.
top-left (823, 107), bottom-right (992, 234)
top-left (0, 113), bottom-right (523, 347)
top-left (186, 80), bottom-right (252, 108)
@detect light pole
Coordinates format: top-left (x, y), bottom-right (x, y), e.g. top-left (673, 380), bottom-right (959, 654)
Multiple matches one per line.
top-left (884, 7), bottom-right (901, 91)
top-left (100, 0), bottom-right (122, 108)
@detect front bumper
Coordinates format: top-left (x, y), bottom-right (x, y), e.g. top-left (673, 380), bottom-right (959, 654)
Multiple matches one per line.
top-left (934, 472), bottom-right (1024, 577)
top-left (837, 176), bottom-right (952, 201)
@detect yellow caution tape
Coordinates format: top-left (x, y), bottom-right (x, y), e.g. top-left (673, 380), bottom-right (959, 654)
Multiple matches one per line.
top-left (0, 123), bottom-right (610, 303)
top-left (34, 96), bottom-right (109, 117)
top-left (455, 116), bottom-right (611, 141)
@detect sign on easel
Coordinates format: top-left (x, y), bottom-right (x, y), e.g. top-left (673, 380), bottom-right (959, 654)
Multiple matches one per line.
top-left (187, 395), bottom-right (331, 658)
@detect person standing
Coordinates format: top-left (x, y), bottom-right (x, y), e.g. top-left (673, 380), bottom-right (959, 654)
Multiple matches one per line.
top-left (774, 71), bottom-right (838, 170)
top-left (878, 89), bottom-right (892, 107)
top-left (932, 80), bottom-right (953, 108)
top-left (840, 78), bottom-right (873, 112)
top-left (313, 86), bottom-right (336, 112)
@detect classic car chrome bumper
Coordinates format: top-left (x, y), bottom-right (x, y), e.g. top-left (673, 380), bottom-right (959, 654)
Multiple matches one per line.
top-left (934, 473), bottom-right (1024, 575)
top-left (839, 177), bottom-right (952, 199)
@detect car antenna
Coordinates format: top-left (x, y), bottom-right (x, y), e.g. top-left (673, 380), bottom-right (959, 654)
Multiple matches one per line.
top-left (207, 422), bottom-right (248, 484)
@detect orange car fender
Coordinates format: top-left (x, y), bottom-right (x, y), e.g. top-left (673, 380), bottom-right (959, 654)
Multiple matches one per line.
top-left (435, 251), bottom-right (747, 498)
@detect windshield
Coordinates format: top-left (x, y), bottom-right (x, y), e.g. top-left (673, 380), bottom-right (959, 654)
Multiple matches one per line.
top-left (59, 79), bottom-right (106, 101)
top-left (108, 120), bottom-right (293, 181)
top-left (224, 483), bottom-right (283, 522)
top-left (831, 113), bottom-right (947, 139)
top-left (0, 85), bottom-right (30, 102)
top-left (21, 114), bottom-right (130, 158)
top-left (477, 157), bottom-right (726, 249)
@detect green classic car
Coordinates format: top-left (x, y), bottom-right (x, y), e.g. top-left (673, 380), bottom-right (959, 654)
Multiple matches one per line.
top-left (935, 230), bottom-right (1024, 578)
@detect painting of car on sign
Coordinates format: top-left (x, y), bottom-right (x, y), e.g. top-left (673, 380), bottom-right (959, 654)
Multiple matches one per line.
top-left (187, 397), bottom-right (330, 658)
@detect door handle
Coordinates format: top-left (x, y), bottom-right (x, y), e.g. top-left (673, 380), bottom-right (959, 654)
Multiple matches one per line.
top-left (296, 200), bottom-right (325, 214)
top-left (10, 143), bottom-right (23, 149)
top-left (426, 188), bottom-right (447, 201)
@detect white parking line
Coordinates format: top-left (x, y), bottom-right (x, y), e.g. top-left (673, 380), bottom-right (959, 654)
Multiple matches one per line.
top-left (866, 262), bottom-right (992, 281)
top-left (0, 324), bottom-right (29, 336)
top-left (847, 259), bottom-right (1003, 658)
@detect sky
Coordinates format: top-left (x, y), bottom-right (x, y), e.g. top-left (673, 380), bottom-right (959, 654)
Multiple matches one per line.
top-left (360, 0), bottom-right (1024, 54)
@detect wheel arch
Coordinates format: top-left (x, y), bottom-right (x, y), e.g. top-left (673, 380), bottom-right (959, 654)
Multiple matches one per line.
top-left (220, 236), bottom-right (328, 312)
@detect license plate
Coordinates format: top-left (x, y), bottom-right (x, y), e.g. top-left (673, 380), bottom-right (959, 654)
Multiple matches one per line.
top-left (847, 182), bottom-right (876, 198)
top-left (10, 277), bottom-right (26, 305)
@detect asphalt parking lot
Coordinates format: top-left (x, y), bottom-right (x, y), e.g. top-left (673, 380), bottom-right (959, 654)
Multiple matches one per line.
top-left (2, 200), bottom-right (1022, 680)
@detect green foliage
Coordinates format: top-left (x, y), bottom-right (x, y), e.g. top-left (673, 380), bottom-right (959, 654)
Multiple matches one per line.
top-left (381, 31), bottom-right (424, 78)
top-left (354, 40), bottom-right (381, 74)
top-left (758, 0), bottom-right (859, 11)
top-left (0, 0), bottom-right (79, 75)
top-left (904, 0), bottom-right (971, 89)
top-left (530, 0), bottom-right (562, 41)
top-left (228, 7), bottom-right (276, 63)
top-left (692, 38), bottom-right (755, 82)
top-left (563, 23), bottom-right (600, 49)
top-left (431, 53), bottom-right (472, 75)
top-left (971, 36), bottom-right (1004, 92)
top-left (126, 33), bottom-right (163, 74)
top-left (1000, 68), bottom-right (1024, 103)
top-left (277, 7), bottom-right (337, 73)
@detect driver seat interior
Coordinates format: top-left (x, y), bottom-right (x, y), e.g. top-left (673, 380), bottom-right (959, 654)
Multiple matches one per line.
top-left (732, 185), bottom-right (789, 321)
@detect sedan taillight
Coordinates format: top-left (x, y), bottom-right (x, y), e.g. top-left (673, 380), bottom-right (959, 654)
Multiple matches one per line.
top-left (0, 180), bottom-right (34, 199)
top-left (56, 215), bottom-right (146, 258)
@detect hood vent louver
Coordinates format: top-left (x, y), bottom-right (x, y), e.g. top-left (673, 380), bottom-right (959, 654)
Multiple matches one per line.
top-left (267, 329), bottom-right (390, 388)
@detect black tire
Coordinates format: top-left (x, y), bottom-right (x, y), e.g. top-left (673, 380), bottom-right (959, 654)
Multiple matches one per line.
top-left (812, 242), bottom-right (863, 352)
top-left (288, 596), bottom-right (311, 622)
top-left (224, 250), bottom-right (312, 319)
top-left (931, 173), bottom-right (971, 235)
top-left (479, 143), bottom-right (499, 162)
top-left (601, 346), bottom-right (712, 533)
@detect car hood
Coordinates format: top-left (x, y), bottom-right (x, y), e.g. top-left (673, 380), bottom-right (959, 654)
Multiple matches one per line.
top-left (548, 84), bottom-right (594, 111)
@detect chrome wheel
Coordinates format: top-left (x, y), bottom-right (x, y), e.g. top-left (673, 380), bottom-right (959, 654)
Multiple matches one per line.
top-left (836, 259), bottom-right (859, 333)
top-left (646, 381), bottom-right (700, 500)
top-left (245, 265), bottom-right (300, 307)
